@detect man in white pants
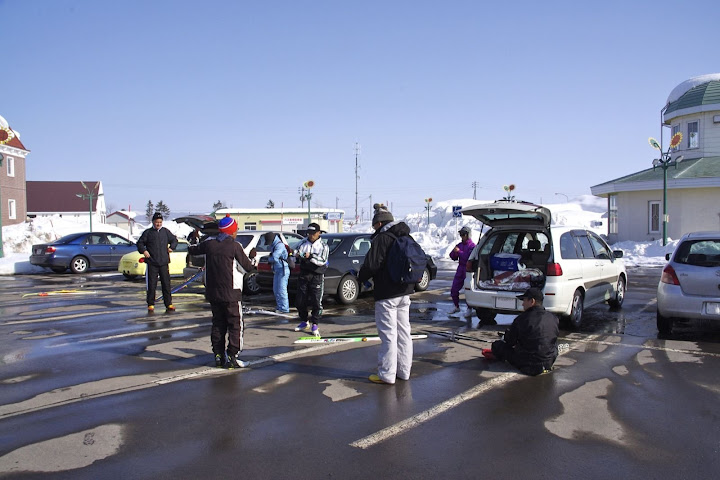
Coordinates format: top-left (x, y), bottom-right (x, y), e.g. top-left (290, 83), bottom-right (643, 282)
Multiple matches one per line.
top-left (358, 204), bottom-right (416, 384)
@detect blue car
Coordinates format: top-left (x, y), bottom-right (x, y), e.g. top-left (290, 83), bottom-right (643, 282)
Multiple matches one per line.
top-left (30, 232), bottom-right (137, 274)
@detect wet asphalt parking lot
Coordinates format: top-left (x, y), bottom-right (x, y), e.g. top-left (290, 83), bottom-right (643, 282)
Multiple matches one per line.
top-left (1, 263), bottom-right (720, 479)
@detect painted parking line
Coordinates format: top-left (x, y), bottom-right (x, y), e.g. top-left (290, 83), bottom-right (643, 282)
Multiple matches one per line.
top-left (350, 372), bottom-right (520, 449)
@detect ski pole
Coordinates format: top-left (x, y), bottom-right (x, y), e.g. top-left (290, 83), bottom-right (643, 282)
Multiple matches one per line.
top-left (156, 268), bottom-right (205, 302)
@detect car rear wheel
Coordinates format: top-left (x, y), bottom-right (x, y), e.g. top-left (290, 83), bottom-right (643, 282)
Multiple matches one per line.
top-left (336, 275), bottom-right (359, 304)
top-left (70, 256), bottom-right (89, 274)
top-left (657, 311), bottom-right (673, 335)
top-left (414, 268), bottom-right (431, 292)
top-left (565, 289), bottom-right (584, 329)
top-left (608, 276), bottom-right (626, 308)
top-left (244, 273), bottom-right (261, 295)
top-left (51, 266), bottom-right (66, 273)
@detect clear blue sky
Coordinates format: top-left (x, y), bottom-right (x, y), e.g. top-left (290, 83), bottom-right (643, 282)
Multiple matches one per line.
top-left (2, 0), bottom-right (717, 219)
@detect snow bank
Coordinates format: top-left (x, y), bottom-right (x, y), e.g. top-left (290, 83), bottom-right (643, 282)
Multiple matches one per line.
top-left (1, 199), bottom-right (669, 275)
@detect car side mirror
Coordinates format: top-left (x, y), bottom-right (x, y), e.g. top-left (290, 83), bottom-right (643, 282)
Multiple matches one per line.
top-left (665, 253), bottom-right (671, 261)
top-left (612, 250), bottom-right (623, 259)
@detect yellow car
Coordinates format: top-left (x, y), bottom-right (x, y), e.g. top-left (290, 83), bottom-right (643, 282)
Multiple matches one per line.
top-left (118, 240), bottom-right (190, 279)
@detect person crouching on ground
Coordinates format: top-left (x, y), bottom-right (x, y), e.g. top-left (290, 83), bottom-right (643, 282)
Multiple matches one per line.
top-left (293, 223), bottom-right (329, 337)
top-left (188, 214), bottom-right (256, 369)
top-left (449, 225), bottom-right (476, 319)
top-left (137, 212), bottom-right (178, 312)
top-left (482, 288), bottom-right (559, 375)
top-left (358, 204), bottom-right (415, 385)
top-left (265, 232), bottom-right (290, 314)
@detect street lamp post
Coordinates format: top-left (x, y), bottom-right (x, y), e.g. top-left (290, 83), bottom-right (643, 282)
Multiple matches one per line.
top-left (302, 180), bottom-right (315, 225)
top-left (554, 192), bottom-right (569, 203)
top-left (649, 133), bottom-right (684, 246)
top-left (76, 181), bottom-right (102, 233)
top-left (424, 197), bottom-right (433, 227)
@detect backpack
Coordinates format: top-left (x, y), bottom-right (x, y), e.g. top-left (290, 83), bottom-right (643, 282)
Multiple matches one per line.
top-left (385, 233), bottom-right (428, 284)
top-left (284, 244), bottom-right (296, 269)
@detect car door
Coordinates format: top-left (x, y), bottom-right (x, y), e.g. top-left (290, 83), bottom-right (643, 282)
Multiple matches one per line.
top-left (106, 233), bottom-right (135, 265)
top-left (570, 231), bottom-right (604, 305)
top-left (586, 231), bottom-right (617, 301)
top-left (84, 233), bottom-right (113, 266)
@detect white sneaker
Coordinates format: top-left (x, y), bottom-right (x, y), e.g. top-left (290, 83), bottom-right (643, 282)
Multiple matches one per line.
top-left (462, 308), bottom-right (474, 318)
top-left (449, 306), bottom-right (461, 315)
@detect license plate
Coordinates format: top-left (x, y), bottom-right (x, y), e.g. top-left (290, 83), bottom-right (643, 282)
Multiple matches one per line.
top-left (705, 302), bottom-right (720, 316)
top-left (495, 296), bottom-right (517, 309)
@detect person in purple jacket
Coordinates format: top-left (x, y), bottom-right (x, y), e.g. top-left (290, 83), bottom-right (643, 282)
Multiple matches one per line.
top-left (449, 225), bottom-right (476, 318)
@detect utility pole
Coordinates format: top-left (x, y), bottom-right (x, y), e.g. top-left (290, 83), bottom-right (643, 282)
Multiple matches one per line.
top-left (299, 186), bottom-right (305, 208)
top-left (354, 142), bottom-right (360, 223)
top-left (471, 181), bottom-right (478, 200)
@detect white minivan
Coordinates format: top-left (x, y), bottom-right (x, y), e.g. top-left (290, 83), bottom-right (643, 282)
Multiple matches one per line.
top-left (462, 200), bottom-right (627, 328)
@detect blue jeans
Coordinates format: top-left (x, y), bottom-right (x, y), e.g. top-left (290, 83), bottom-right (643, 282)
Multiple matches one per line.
top-left (273, 262), bottom-right (290, 312)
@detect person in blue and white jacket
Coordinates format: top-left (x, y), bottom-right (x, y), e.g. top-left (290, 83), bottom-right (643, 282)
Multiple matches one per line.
top-left (264, 232), bottom-right (290, 314)
top-left (292, 223), bottom-right (329, 337)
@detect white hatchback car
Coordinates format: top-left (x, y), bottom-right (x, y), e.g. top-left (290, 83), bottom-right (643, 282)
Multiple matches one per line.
top-left (462, 200), bottom-right (627, 328)
top-left (656, 231), bottom-right (720, 335)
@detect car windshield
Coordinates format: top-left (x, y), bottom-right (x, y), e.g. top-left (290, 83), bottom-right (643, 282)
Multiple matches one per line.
top-left (675, 239), bottom-right (720, 266)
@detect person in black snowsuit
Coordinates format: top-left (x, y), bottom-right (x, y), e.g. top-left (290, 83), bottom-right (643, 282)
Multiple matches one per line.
top-left (484, 288), bottom-right (559, 376)
top-left (137, 212), bottom-right (178, 312)
top-left (187, 214), bottom-right (256, 368)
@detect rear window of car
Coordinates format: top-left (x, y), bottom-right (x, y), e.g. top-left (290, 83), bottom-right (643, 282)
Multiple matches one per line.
top-left (674, 239), bottom-right (720, 266)
top-left (235, 234), bottom-right (255, 249)
top-left (323, 237), bottom-right (345, 254)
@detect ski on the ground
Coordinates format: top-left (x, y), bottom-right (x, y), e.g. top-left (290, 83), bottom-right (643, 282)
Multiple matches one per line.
top-left (22, 289), bottom-right (98, 298)
top-left (156, 268), bottom-right (205, 302)
top-left (294, 334), bottom-right (427, 344)
top-left (423, 329), bottom-right (490, 342)
top-left (243, 308), bottom-right (294, 317)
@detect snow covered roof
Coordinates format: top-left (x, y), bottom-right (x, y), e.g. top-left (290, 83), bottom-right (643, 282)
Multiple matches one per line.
top-left (667, 74), bottom-right (720, 104)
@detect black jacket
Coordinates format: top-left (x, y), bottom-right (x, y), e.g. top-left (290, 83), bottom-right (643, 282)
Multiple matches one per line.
top-left (137, 227), bottom-right (178, 267)
top-left (188, 235), bottom-right (256, 303)
top-left (358, 221), bottom-right (415, 301)
top-left (503, 305), bottom-right (559, 368)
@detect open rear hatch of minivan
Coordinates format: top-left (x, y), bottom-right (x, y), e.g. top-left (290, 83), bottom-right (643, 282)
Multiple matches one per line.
top-left (462, 201), bottom-right (552, 292)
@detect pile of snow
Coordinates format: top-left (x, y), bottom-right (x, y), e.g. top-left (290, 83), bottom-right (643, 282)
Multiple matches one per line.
top-left (1, 198), bottom-right (671, 275)
top-left (0, 215), bottom-right (192, 275)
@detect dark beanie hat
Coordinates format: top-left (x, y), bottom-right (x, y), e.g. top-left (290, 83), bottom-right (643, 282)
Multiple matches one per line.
top-left (152, 212), bottom-right (163, 221)
top-left (372, 203), bottom-right (394, 224)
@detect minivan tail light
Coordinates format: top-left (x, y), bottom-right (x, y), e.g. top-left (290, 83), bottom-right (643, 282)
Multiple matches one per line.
top-left (546, 262), bottom-right (563, 276)
top-left (660, 265), bottom-right (680, 285)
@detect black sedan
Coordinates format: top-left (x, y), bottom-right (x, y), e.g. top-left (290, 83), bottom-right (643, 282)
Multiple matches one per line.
top-left (257, 232), bottom-right (437, 304)
top-left (30, 232), bottom-right (137, 274)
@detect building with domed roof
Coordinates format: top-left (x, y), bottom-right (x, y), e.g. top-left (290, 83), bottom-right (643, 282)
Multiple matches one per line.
top-left (591, 74), bottom-right (720, 244)
top-left (0, 114), bottom-right (29, 227)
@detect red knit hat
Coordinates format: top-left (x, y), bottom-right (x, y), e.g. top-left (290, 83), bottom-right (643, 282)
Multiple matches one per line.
top-left (218, 214), bottom-right (238, 234)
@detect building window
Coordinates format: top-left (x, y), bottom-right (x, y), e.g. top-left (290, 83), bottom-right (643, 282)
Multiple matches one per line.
top-left (671, 125), bottom-right (680, 151)
top-left (8, 199), bottom-right (16, 219)
top-left (6, 156), bottom-right (14, 177)
top-left (688, 121), bottom-right (699, 148)
top-left (649, 201), bottom-right (660, 233)
top-left (243, 222), bottom-right (257, 230)
top-left (609, 194), bottom-right (618, 234)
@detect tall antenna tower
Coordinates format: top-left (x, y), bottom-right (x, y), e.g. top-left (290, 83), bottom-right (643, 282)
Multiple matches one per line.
top-left (472, 181), bottom-right (479, 200)
top-left (354, 142), bottom-right (361, 223)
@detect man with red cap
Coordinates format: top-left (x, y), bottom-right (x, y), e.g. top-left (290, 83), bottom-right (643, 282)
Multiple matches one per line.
top-left (188, 214), bottom-right (257, 368)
